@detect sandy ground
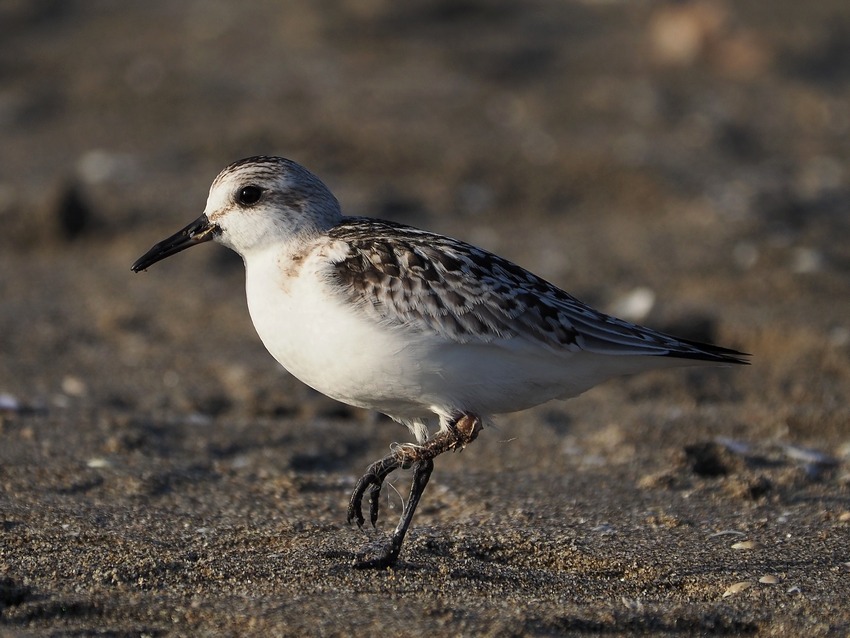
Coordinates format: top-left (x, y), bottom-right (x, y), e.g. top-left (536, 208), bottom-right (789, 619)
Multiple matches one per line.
top-left (1, 1), bottom-right (849, 635)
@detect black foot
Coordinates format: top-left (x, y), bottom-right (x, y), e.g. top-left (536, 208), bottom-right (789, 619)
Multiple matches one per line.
top-left (352, 538), bottom-right (402, 570)
top-left (351, 458), bottom-right (434, 569)
top-left (346, 414), bottom-right (483, 568)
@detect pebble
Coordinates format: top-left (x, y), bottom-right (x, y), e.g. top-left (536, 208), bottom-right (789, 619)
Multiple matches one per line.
top-left (0, 393), bottom-right (20, 412)
top-left (791, 247), bottom-right (823, 274)
top-left (77, 149), bottom-right (138, 185)
top-left (61, 375), bottom-right (87, 397)
top-left (782, 444), bottom-right (837, 467)
top-left (609, 287), bottom-right (655, 323)
top-left (715, 437), bottom-right (751, 456)
top-left (723, 581), bottom-right (752, 597)
top-left (648, 2), bottom-right (726, 67)
top-left (759, 575), bottom-right (780, 585)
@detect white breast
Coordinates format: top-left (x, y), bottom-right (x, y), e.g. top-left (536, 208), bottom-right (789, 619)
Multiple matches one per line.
top-left (243, 242), bottom-right (437, 421)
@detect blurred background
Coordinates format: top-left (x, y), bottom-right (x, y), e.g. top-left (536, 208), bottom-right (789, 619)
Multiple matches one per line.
top-left (2, 3), bottom-right (850, 632)
top-left (1, 0), bottom-right (848, 438)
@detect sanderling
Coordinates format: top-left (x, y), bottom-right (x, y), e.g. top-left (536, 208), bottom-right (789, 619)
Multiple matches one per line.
top-left (132, 156), bottom-right (749, 568)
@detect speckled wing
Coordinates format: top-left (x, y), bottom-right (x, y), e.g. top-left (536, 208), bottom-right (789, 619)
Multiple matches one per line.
top-left (326, 218), bottom-right (748, 363)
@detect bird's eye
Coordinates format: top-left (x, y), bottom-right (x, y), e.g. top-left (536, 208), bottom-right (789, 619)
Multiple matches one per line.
top-left (236, 185), bottom-right (263, 206)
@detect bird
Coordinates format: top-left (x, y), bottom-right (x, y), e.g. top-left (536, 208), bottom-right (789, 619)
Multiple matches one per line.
top-left (132, 156), bottom-right (749, 568)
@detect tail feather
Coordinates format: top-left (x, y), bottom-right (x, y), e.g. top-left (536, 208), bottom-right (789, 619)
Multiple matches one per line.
top-left (662, 337), bottom-right (750, 365)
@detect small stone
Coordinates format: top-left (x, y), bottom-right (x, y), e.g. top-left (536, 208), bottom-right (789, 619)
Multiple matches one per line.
top-left (791, 247), bottom-right (823, 274)
top-left (0, 393), bottom-right (20, 412)
top-left (609, 287), bottom-right (655, 322)
top-left (759, 575), bottom-right (780, 585)
top-left (782, 444), bottom-right (837, 467)
top-left (648, 2), bottom-right (727, 66)
top-left (723, 581), bottom-right (752, 597)
top-left (638, 471), bottom-right (677, 490)
top-left (61, 375), bottom-right (87, 397)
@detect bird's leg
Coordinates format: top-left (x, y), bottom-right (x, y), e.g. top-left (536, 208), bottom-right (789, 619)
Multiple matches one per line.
top-left (350, 413), bottom-right (483, 569)
top-left (353, 458), bottom-right (433, 569)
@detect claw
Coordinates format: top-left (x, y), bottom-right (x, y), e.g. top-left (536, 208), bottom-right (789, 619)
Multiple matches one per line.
top-left (347, 454), bottom-right (400, 528)
top-left (368, 482), bottom-right (382, 527)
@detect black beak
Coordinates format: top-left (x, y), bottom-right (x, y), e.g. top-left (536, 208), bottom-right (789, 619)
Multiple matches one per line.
top-left (131, 215), bottom-right (218, 272)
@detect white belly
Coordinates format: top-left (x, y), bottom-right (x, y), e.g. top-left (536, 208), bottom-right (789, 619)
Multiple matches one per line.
top-left (245, 246), bottom-right (436, 420)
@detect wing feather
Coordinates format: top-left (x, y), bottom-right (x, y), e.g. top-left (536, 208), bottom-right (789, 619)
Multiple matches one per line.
top-left (326, 218), bottom-right (748, 364)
